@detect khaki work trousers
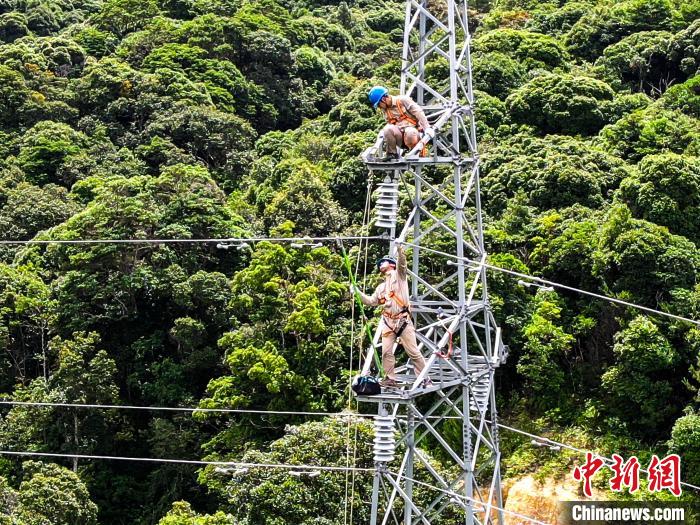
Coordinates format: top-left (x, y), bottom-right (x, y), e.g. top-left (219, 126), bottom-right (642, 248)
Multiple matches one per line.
top-left (382, 319), bottom-right (426, 381)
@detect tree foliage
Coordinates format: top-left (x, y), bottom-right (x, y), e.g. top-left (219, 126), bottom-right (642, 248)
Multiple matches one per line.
top-left (0, 0), bottom-right (698, 521)
top-left (505, 73), bottom-right (615, 135)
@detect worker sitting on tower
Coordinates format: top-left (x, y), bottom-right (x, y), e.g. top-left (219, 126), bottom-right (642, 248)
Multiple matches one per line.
top-left (351, 244), bottom-right (432, 389)
top-left (368, 86), bottom-right (433, 162)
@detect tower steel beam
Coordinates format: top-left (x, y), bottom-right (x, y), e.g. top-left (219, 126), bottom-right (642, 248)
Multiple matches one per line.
top-left (359, 1), bottom-right (507, 524)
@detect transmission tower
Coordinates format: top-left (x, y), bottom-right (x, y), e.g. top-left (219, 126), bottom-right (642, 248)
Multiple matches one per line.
top-left (358, 1), bottom-right (508, 523)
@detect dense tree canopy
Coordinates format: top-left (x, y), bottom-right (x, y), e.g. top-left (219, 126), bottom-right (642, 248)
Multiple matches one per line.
top-left (0, 0), bottom-right (697, 522)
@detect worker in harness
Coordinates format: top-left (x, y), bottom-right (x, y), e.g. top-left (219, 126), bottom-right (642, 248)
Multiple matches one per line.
top-left (351, 244), bottom-right (432, 388)
top-left (368, 86), bottom-right (433, 162)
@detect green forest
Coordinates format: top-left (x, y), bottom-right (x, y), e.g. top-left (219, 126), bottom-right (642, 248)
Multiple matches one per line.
top-left (0, 0), bottom-right (699, 522)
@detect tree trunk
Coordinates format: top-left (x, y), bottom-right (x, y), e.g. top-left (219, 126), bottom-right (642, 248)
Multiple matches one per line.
top-left (73, 412), bottom-right (79, 472)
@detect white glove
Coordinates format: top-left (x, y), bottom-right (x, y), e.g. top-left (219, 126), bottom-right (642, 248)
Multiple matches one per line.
top-left (349, 284), bottom-right (357, 295)
top-left (423, 127), bottom-right (435, 139)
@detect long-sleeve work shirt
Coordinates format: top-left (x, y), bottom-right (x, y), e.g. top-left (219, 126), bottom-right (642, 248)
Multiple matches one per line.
top-left (358, 249), bottom-right (410, 330)
top-left (381, 95), bottom-right (430, 131)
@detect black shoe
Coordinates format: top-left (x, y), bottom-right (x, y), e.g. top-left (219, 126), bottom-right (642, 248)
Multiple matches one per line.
top-left (379, 153), bottom-right (399, 162)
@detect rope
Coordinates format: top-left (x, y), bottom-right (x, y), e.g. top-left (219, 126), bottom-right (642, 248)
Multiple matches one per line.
top-left (343, 176), bottom-right (374, 525)
top-left (341, 244), bottom-right (383, 374)
top-left (347, 173), bottom-right (376, 525)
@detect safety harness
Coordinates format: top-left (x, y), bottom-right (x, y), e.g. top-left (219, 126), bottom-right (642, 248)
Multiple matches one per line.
top-left (383, 98), bottom-right (420, 128)
top-left (382, 98), bottom-right (429, 157)
top-left (379, 287), bottom-right (411, 338)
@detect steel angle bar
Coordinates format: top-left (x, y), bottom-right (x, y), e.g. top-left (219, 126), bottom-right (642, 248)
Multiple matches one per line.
top-left (406, 75), bottom-right (448, 105)
top-left (396, 403), bottom-right (455, 451)
top-left (379, 476), bottom-right (403, 525)
top-left (404, 71), bottom-right (448, 103)
top-left (411, 445), bottom-right (459, 493)
top-left (460, 124), bottom-right (477, 159)
top-left (412, 20), bottom-right (443, 48)
top-left (406, 5), bottom-right (421, 33)
top-left (467, 413), bottom-right (498, 446)
top-left (361, 322), bottom-right (384, 375)
top-left (411, 400), bottom-right (460, 439)
top-left (407, 269), bottom-right (458, 308)
top-left (459, 217), bottom-right (483, 256)
top-left (409, 0), bottom-right (450, 32)
top-left (463, 161), bottom-right (479, 199)
top-left (431, 353), bottom-right (470, 381)
top-left (410, 208), bottom-right (457, 245)
top-left (396, 208), bottom-right (418, 244)
top-left (454, 6), bottom-right (468, 34)
top-left (468, 409), bottom-right (497, 458)
top-left (381, 448), bottom-right (411, 525)
top-left (466, 322), bottom-right (489, 359)
top-left (400, 1), bottom-right (414, 97)
top-left (415, 175), bottom-right (453, 208)
top-left (415, 313), bottom-right (459, 333)
top-left (466, 264), bottom-right (483, 304)
top-left (415, 471), bottom-right (466, 521)
top-left (433, 134), bottom-right (461, 157)
top-left (382, 472), bottom-right (431, 525)
top-left (410, 171), bottom-right (457, 207)
top-left (404, 34), bottom-right (451, 72)
top-left (383, 473), bottom-right (432, 525)
top-left (435, 389), bottom-right (467, 421)
top-left (429, 488), bottom-right (470, 519)
top-left (416, 270), bottom-right (458, 297)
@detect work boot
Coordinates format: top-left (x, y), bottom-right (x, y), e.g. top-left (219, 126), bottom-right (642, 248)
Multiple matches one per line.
top-left (379, 152), bottom-right (399, 162)
top-left (380, 378), bottom-right (399, 388)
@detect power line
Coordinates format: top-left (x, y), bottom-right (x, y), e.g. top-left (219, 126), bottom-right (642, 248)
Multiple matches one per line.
top-left (0, 400), bottom-right (376, 418)
top-left (400, 240), bottom-right (700, 327)
top-left (2, 233), bottom-right (695, 326)
top-left (0, 450), bottom-right (547, 523)
top-left (0, 235), bottom-right (385, 246)
top-left (495, 422), bottom-right (700, 492)
top-left (0, 450), bottom-right (374, 473)
top-left (3, 400), bottom-right (698, 492)
top-left (391, 472), bottom-right (551, 525)
top-left (0, 449), bottom-right (547, 524)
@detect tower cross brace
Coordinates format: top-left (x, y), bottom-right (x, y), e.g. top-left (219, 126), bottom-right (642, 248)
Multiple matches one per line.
top-left (358, 1), bottom-right (508, 524)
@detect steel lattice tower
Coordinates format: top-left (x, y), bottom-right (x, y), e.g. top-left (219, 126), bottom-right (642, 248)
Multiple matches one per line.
top-left (358, 1), bottom-right (508, 523)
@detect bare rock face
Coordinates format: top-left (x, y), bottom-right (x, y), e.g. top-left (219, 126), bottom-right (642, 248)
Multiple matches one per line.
top-left (502, 475), bottom-right (581, 524)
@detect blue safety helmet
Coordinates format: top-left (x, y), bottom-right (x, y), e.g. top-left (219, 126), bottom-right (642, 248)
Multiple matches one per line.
top-left (368, 86), bottom-right (389, 108)
top-left (377, 255), bottom-right (397, 270)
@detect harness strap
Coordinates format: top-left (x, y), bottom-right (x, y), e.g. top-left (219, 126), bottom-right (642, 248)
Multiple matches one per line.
top-left (382, 308), bottom-right (409, 320)
top-left (385, 99), bottom-right (419, 128)
top-left (387, 290), bottom-right (406, 308)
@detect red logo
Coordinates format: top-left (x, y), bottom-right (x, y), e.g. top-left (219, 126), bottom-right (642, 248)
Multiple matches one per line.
top-left (573, 452), bottom-right (605, 497)
top-left (573, 453), bottom-right (681, 497)
top-left (609, 454), bottom-right (640, 493)
top-left (648, 454), bottom-right (681, 497)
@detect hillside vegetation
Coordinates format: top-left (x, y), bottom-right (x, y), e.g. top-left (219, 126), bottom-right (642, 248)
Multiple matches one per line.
top-left (0, 0), bottom-right (699, 523)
